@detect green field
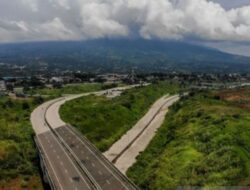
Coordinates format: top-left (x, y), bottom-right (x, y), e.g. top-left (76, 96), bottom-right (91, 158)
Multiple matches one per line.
top-left (27, 83), bottom-right (105, 97)
top-left (0, 97), bottom-right (43, 190)
top-left (127, 88), bottom-right (250, 190)
top-left (60, 82), bottom-right (181, 151)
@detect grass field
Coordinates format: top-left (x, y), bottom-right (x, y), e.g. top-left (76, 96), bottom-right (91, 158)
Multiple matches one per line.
top-left (27, 83), bottom-right (105, 97)
top-left (0, 97), bottom-right (43, 190)
top-left (127, 88), bottom-right (250, 190)
top-left (60, 82), bottom-right (181, 151)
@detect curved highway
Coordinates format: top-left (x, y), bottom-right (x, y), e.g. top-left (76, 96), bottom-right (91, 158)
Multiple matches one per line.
top-left (31, 85), bottom-right (140, 190)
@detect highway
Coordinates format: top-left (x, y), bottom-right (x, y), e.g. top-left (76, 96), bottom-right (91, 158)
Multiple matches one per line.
top-left (37, 131), bottom-right (92, 190)
top-left (31, 86), bottom-right (139, 190)
top-left (104, 95), bottom-right (180, 173)
top-left (55, 125), bottom-right (136, 190)
top-left (32, 99), bottom-right (94, 190)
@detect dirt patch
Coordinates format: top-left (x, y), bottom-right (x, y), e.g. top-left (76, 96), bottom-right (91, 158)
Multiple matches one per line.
top-left (224, 95), bottom-right (250, 101)
top-left (0, 176), bottom-right (43, 190)
top-left (240, 104), bottom-right (250, 108)
top-left (217, 88), bottom-right (250, 102)
top-left (0, 178), bottom-right (21, 190)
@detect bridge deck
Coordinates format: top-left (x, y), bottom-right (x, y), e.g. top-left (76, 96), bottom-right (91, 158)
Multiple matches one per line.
top-left (37, 131), bottom-right (93, 190)
top-left (55, 125), bottom-right (137, 190)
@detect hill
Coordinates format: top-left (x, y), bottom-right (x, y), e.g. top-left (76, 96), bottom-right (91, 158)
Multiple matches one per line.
top-left (0, 39), bottom-right (250, 73)
top-left (127, 88), bottom-right (250, 189)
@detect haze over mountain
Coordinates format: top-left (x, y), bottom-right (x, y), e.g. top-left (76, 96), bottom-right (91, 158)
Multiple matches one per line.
top-left (0, 39), bottom-right (250, 74)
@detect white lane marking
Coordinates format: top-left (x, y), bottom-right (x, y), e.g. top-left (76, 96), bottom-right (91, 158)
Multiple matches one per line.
top-left (53, 150), bottom-right (56, 153)
top-left (98, 171), bottom-right (103, 176)
top-left (57, 155), bottom-right (60, 159)
top-left (106, 180), bottom-right (111, 185)
top-left (60, 161), bottom-right (63, 166)
top-left (91, 163), bottom-right (95, 168)
top-left (54, 132), bottom-right (102, 190)
top-left (48, 131), bottom-right (91, 189)
top-left (37, 137), bottom-right (64, 190)
top-left (65, 127), bottom-right (129, 190)
top-left (65, 169), bottom-right (68, 173)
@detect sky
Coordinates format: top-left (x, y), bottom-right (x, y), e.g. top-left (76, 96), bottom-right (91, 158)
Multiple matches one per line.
top-left (213, 0), bottom-right (250, 9)
top-left (0, 0), bottom-right (250, 55)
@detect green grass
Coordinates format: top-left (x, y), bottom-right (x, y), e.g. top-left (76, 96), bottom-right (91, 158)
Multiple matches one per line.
top-left (0, 83), bottom-right (109, 189)
top-left (27, 83), bottom-right (105, 97)
top-left (127, 89), bottom-right (250, 189)
top-left (60, 82), bottom-right (181, 151)
top-left (0, 97), bottom-right (43, 189)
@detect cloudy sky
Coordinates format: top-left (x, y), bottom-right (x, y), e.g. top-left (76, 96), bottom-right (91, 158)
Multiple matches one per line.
top-left (0, 0), bottom-right (250, 55)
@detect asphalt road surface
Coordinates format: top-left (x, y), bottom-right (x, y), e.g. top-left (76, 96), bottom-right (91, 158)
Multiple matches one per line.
top-left (37, 131), bottom-right (92, 190)
top-left (55, 125), bottom-right (136, 190)
top-left (31, 85), bottom-right (139, 190)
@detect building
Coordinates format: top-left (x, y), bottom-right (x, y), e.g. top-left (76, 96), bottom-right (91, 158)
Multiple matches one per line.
top-left (0, 80), bottom-right (6, 95)
top-left (50, 77), bottom-right (63, 83)
top-left (97, 74), bottom-right (128, 84)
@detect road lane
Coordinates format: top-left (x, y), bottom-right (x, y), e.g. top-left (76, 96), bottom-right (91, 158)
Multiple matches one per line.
top-left (37, 131), bottom-right (92, 190)
top-left (31, 98), bottom-right (94, 190)
top-left (55, 125), bottom-right (136, 190)
top-left (31, 84), bottom-right (145, 190)
top-left (104, 95), bottom-right (180, 173)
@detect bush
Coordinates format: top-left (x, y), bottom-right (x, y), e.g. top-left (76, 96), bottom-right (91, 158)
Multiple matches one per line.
top-left (127, 89), bottom-right (250, 189)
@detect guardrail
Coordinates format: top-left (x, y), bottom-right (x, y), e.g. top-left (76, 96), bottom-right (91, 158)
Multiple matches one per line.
top-left (43, 98), bottom-right (98, 190)
top-left (34, 137), bottom-right (57, 190)
top-left (41, 85), bottom-right (147, 190)
top-left (66, 124), bottom-right (139, 190)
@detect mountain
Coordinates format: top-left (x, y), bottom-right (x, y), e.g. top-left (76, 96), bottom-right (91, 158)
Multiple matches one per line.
top-left (0, 39), bottom-right (249, 74)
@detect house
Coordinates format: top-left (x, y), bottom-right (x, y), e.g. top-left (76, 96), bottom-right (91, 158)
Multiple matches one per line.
top-left (50, 77), bottom-right (63, 83)
top-left (0, 80), bottom-right (6, 96)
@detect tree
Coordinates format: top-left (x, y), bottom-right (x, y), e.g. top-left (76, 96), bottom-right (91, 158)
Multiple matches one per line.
top-left (22, 102), bottom-right (30, 110)
top-left (33, 96), bottom-right (44, 105)
top-left (6, 83), bottom-right (14, 92)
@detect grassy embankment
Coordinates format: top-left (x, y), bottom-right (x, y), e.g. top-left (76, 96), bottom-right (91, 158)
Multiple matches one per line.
top-left (0, 97), bottom-right (43, 190)
top-left (127, 88), bottom-right (250, 190)
top-left (0, 83), bottom-right (104, 189)
top-left (60, 82), bottom-right (181, 152)
top-left (27, 83), bottom-right (109, 98)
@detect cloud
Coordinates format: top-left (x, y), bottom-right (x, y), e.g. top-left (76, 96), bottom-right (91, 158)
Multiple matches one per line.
top-left (21, 0), bottom-right (39, 12)
top-left (0, 0), bottom-right (250, 43)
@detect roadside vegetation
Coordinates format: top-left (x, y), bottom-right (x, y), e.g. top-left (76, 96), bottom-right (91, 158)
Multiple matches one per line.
top-left (0, 83), bottom-right (114, 189)
top-left (27, 83), bottom-right (108, 98)
top-left (0, 97), bottom-right (44, 190)
top-left (60, 82), bottom-right (181, 151)
top-left (127, 88), bottom-right (250, 189)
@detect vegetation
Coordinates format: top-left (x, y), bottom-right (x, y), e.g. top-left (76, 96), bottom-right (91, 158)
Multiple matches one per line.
top-left (0, 83), bottom-right (106, 189)
top-left (27, 83), bottom-right (105, 97)
top-left (127, 88), bottom-right (250, 189)
top-left (60, 82), bottom-right (181, 151)
top-left (0, 97), bottom-right (43, 189)
top-left (1, 40), bottom-right (250, 76)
